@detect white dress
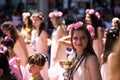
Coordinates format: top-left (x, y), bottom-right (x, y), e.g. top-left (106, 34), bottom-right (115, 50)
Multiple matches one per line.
top-left (101, 63), bottom-right (109, 80)
top-left (50, 28), bottom-right (67, 68)
top-left (32, 30), bottom-right (48, 80)
top-left (73, 58), bottom-right (91, 80)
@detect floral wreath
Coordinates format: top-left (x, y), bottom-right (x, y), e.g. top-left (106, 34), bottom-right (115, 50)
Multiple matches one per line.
top-left (85, 9), bottom-right (100, 19)
top-left (67, 21), bottom-right (95, 38)
top-left (112, 17), bottom-right (120, 23)
top-left (48, 11), bottom-right (63, 18)
top-left (30, 13), bottom-right (45, 21)
top-left (22, 12), bottom-right (30, 17)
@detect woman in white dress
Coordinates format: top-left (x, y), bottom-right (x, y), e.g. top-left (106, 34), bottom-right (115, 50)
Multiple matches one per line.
top-left (48, 11), bottom-right (68, 80)
top-left (30, 12), bottom-right (48, 80)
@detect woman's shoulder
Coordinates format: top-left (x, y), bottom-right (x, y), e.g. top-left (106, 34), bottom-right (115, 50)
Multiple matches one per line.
top-left (41, 30), bottom-right (48, 36)
top-left (86, 55), bottom-right (99, 66)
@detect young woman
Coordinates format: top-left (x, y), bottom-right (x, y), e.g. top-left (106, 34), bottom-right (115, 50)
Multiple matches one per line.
top-left (59, 9), bottom-right (103, 64)
top-left (1, 36), bottom-right (23, 80)
top-left (108, 38), bottom-right (120, 80)
top-left (30, 12), bottom-right (48, 80)
top-left (66, 21), bottom-right (102, 80)
top-left (101, 29), bottom-right (119, 80)
top-left (0, 52), bottom-right (17, 80)
top-left (85, 9), bottom-right (103, 63)
top-left (21, 12), bottom-right (33, 44)
top-left (1, 21), bottom-right (28, 67)
top-left (49, 11), bottom-right (67, 68)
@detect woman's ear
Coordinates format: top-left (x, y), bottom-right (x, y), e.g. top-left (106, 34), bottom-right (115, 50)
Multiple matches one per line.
top-left (0, 68), bottom-right (3, 77)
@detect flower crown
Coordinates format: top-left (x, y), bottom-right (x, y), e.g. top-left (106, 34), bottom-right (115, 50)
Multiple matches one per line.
top-left (22, 12), bottom-right (30, 17)
top-left (30, 12), bottom-right (45, 21)
top-left (85, 9), bottom-right (100, 19)
top-left (112, 17), bottom-right (120, 23)
top-left (67, 21), bottom-right (95, 38)
top-left (48, 11), bottom-right (63, 18)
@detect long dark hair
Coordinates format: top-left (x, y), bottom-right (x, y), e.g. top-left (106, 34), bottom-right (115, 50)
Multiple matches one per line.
top-left (35, 12), bottom-right (47, 36)
top-left (103, 27), bottom-right (119, 64)
top-left (70, 24), bottom-right (96, 56)
top-left (1, 21), bottom-right (19, 43)
top-left (89, 14), bottom-right (102, 39)
top-left (0, 53), bottom-right (17, 80)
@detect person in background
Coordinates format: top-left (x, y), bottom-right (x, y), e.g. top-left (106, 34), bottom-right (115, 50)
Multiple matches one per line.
top-left (1, 36), bottom-right (28, 80)
top-left (28, 53), bottom-right (47, 80)
top-left (21, 12), bottom-right (33, 44)
top-left (85, 9), bottom-right (103, 63)
top-left (101, 17), bottom-right (120, 80)
top-left (0, 21), bottom-right (29, 67)
top-left (1, 36), bottom-right (22, 79)
top-left (0, 51), bottom-right (17, 80)
top-left (30, 12), bottom-right (48, 80)
top-left (28, 2), bottom-right (38, 14)
top-left (48, 11), bottom-right (68, 80)
top-left (49, 11), bottom-right (67, 67)
top-left (108, 38), bottom-right (120, 80)
top-left (101, 27), bottom-right (119, 80)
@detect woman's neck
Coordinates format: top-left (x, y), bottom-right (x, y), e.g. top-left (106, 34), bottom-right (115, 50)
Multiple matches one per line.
top-left (76, 50), bottom-right (84, 59)
top-left (25, 24), bottom-right (29, 28)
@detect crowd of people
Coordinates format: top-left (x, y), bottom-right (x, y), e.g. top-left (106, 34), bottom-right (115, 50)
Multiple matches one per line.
top-left (0, 1), bottom-right (120, 80)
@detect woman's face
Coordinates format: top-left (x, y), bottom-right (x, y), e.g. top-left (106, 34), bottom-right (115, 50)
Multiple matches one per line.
top-left (32, 17), bottom-right (43, 28)
top-left (85, 14), bottom-right (92, 25)
top-left (50, 17), bottom-right (57, 27)
top-left (23, 17), bottom-right (28, 25)
top-left (72, 30), bottom-right (88, 52)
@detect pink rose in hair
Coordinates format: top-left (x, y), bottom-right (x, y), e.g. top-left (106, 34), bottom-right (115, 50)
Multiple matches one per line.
top-left (95, 12), bottom-right (100, 19)
top-left (48, 13), bottom-right (54, 18)
top-left (89, 9), bottom-right (95, 14)
top-left (85, 9), bottom-right (90, 14)
top-left (87, 25), bottom-right (95, 38)
top-left (67, 21), bottom-right (84, 35)
top-left (57, 12), bottom-right (63, 17)
top-left (74, 22), bottom-right (83, 29)
top-left (67, 24), bottom-right (74, 31)
top-left (49, 11), bottom-right (63, 18)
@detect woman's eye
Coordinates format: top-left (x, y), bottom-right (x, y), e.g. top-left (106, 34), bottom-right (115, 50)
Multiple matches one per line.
top-left (73, 37), bottom-right (86, 41)
top-left (73, 37), bottom-right (79, 40)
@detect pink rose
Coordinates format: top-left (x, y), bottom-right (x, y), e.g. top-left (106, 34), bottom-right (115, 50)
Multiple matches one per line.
top-left (89, 9), bottom-right (95, 14)
top-left (48, 13), bottom-right (54, 18)
top-left (87, 25), bottom-right (95, 38)
top-left (85, 9), bottom-right (90, 14)
top-left (74, 22), bottom-right (83, 29)
top-left (95, 12), bottom-right (100, 19)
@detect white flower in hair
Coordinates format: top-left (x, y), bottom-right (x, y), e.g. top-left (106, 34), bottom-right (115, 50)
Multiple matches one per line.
top-left (22, 12), bottom-right (30, 17)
